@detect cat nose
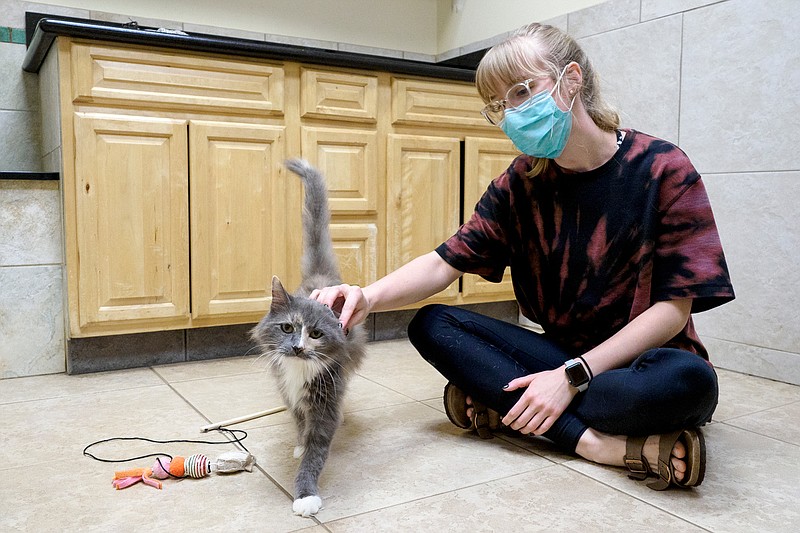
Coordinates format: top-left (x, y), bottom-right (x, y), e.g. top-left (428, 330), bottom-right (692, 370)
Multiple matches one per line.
top-left (292, 345), bottom-right (304, 355)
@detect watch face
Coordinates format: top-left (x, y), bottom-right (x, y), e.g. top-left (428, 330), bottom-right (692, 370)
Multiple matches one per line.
top-left (566, 361), bottom-right (589, 386)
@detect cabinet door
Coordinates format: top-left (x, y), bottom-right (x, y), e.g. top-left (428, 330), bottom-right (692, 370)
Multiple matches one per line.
top-left (301, 126), bottom-right (378, 214)
top-left (330, 223), bottom-right (378, 287)
top-left (386, 134), bottom-right (460, 301)
top-left (73, 113), bottom-right (189, 329)
top-left (189, 121), bottom-right (287, 320)
top-left (461, 137), bottom-right (518, 299)
top-left (302, 126), bottom-right (379, 287)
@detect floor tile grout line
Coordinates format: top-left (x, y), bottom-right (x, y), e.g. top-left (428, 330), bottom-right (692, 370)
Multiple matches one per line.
top-left (148, 359), bottom-right (271, 384)
top-left (319, 463), bottom-right (562, 527)
top-left (715, 397), bottom-right (800, 426)
top-left (717, 420), bottom-right (800, 449)
top-left (0, 381), bottom-right (168, 407)
top-left (353, 370), bottom-right (438, 404)
top-left (148, 364), bottom-right (311, 515)
top-left (559, 463), bottom-right (714, 532)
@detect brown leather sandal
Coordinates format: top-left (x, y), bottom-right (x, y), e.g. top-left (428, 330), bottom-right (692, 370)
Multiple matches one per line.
top-left (442, 382), bottom-right (501, 439)
top-left (624, 428), bottom-right (706, 490)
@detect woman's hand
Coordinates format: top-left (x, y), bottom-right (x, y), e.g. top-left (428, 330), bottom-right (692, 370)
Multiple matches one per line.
top-left (309, 284), bottom-right (371, 330)
top-left (501, 367), bottom-right (577, 435)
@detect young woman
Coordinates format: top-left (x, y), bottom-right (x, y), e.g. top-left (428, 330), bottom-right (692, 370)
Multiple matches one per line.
top-left (311, 23), bottom-right (734, 490)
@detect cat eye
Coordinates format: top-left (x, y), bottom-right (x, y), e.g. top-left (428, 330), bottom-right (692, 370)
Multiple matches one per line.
top-left (309, 329), bottom-right (323, 339)
top-left (280, 323), bottom-right (295, 334)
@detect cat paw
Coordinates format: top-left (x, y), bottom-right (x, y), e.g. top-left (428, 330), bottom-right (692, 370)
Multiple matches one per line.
top-left (292, 495), bottom-right (322, 517)
top-left (293, 445), bottom-right (306, 458)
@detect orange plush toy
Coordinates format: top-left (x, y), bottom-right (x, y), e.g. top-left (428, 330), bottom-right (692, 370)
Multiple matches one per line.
top-left (112, 451), bottom-right (255, 490)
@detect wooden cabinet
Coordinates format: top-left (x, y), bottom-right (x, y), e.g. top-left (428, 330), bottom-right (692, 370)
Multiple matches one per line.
top-left (51, 38), bottom-right (517, 338)
top-left (388, 77), bottom-right (519, 307)
top-left (386, 133), bottom-right (461, 302)
top-left (462, 137), bottom-right (518, 298)
top-left (299, 68), bottom-right (382, 289)
top-left (189, 121), bottom-right (288, 321)
top-left (70, 113), bottom-right (291, 334)
top-left (73, 113), bottom-right (189, 329)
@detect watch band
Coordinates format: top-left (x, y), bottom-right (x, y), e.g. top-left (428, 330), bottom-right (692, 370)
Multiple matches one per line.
top-left (577, 356), bottom-right (594, 380)
top-left (564, 358), bottom-right (591, 392)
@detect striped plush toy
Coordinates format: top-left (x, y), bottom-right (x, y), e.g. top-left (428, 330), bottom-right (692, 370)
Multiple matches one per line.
top-left (112, 451), bottom-right (255, 490)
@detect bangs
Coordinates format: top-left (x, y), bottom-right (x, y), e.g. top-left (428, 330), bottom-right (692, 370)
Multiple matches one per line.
top-left (476, 36), bottom-right (555, 102)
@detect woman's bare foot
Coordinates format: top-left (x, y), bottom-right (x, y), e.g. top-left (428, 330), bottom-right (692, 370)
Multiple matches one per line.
top-left (575, 428), bottom-right (688, 482)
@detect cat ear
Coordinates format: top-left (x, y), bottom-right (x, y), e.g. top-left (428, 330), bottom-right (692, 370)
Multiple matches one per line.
top-left (270, 276), bottom-right (291, 311)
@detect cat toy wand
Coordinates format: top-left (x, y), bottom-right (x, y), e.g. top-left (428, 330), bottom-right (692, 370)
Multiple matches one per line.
top-left (200, 406), bottom-right (287, 432)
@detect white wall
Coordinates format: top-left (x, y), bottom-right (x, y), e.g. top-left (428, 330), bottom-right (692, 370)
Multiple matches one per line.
top-left (436, 0), bottom-right (606, 53)
top-left (31, 0), bottom-right (606, 56)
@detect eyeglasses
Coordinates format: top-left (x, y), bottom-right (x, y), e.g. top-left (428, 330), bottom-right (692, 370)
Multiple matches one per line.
top-left (481, 78), bottom-right (542, 126)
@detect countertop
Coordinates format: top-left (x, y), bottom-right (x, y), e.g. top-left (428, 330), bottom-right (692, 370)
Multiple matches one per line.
top-left (22, 12), bottom-right (480, 82)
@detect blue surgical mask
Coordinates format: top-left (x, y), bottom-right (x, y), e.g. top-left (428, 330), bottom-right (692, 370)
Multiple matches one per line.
top-left (500, 69), bottom-right (575, 159)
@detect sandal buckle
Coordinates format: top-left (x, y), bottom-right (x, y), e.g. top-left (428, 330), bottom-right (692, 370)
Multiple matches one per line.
top-left (624, 457), bottom-right (649, 480)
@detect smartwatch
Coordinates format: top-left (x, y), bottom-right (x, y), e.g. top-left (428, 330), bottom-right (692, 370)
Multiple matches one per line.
top-left (564, 358), bottom-right (591, 392)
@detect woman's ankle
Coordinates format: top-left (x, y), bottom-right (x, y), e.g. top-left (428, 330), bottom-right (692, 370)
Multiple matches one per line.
top-left (575, 428), bottom-right (627, 466)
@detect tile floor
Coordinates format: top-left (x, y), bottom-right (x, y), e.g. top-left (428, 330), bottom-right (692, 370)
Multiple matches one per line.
top-left (2, 339), bottom-right (800, 532)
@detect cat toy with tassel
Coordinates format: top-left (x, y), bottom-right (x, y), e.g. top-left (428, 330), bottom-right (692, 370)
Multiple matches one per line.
top-left (112, 450), bottom-right (256, 490)
top-left (83, 429), bottom-right (257, 491)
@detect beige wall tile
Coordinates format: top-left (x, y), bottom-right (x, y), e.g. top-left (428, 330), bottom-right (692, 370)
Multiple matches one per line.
top-left (579, 14), bottom-right (683, 143)
top-left (641, 0), bottom-right (724, 21)
top-left (182, 21), bottom-right (265, 41)
top-left (568, 0), bottom-right (641, 39)
top-left (694, 172), bottom-right (800, 357)
top-left (21, 1), bottom-right (90, 24)
top-left (37, 42), bottom-right (60, 158)
top-left (0, 180), bottom-right (62, 265)
top-left (680, 0), bottom-right (800, 173)
top-left (0, 265), bottom-right (65, 378)
top-left (702, 336), bottom-right (800, 386)
top-left (0, 43), bottom-right (39, 111)
top-left (0, 110), bottom-right (42, 171)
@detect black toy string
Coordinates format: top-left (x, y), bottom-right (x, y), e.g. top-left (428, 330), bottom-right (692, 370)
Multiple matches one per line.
top-left (83, 427), bottom-right (249, 477)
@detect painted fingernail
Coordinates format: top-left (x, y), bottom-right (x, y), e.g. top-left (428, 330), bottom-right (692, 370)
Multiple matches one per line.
top-left (502, 384), bottom-right (509, 389)
top-left (338, 322), bottom-right (343, 328)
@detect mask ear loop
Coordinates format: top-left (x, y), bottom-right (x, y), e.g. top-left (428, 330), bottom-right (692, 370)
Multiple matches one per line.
top-left (554, 62), bottom-right (580, 111)
top-left (546, 63), bottom-right (579, 143)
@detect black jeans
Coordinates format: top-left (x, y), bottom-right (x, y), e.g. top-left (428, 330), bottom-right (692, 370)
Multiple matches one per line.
top-left (408, 304), bottom-right (719, 453)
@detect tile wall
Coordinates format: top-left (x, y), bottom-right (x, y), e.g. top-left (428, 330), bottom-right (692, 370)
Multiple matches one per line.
top-left (1, 0), bottom-right (797, 382)
top-left (566, 0), bottom-right (800, 385)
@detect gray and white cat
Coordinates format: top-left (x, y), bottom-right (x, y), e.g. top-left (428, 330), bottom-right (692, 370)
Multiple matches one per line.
top-left (251, 159), bottom-right (366, 517)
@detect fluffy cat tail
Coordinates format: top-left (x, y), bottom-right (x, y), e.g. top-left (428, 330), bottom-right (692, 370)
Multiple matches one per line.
top-left (285, 159), bottom-right (342, 293)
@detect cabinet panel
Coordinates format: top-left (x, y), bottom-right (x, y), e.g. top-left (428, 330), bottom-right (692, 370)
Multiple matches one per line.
top-left (301, 126), bottom-right (378, 214)
top-left (392, 78), bottom-right (487, 128)
top-left (461, 137), bottom-right (519, 299)
top-left (70, 42), bottom-right (284, 115)
top-left (189, 121), bottom-right (287, 319)
top-left (331, 223), bottom-right (378, 287)
top-left (301, 68), bottom-right (378, 122)
top-left (387, 134), bottom-right (460, 300)
top-left (73, 114), bottom-right (189, 327)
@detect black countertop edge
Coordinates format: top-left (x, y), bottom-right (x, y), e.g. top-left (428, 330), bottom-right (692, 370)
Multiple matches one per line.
top-left (22, 13), bottom-right (477, 83)
top-left (0, 171), bottom-right (60, 181)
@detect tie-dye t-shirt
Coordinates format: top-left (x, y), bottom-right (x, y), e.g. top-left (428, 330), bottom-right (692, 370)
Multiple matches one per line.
top-left (436, 129), bottom-right (734, 359)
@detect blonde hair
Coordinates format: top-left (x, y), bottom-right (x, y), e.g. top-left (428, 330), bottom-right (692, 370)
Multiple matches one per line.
top-left (476, 23), bottom-right (619, 176)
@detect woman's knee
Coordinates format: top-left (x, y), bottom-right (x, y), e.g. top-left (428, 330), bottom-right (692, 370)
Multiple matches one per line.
top-left (407, 304), bottom-right (452, 352)
top-left (654, 349), bottom-right (719, 417)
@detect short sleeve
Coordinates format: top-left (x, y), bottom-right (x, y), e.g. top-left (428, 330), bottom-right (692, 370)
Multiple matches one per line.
top-left (435, 178), bottom-right (511, 283)
top-left (652, 176), bottom-right (735, 312)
